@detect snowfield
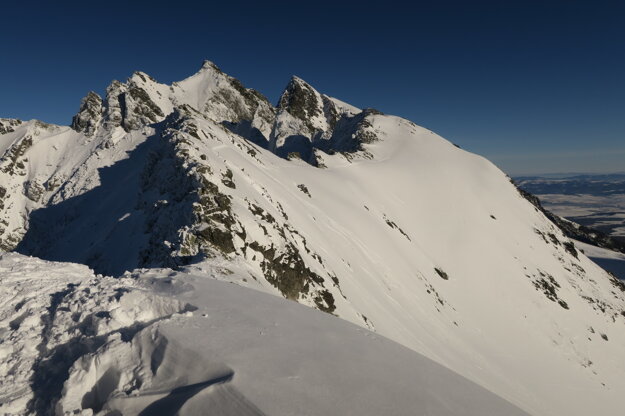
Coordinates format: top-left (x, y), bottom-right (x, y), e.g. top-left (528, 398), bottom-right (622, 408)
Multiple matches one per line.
top-left (1, 61), bottom-right (625, 415)
top-left (1, 253), bottom-right (528, 416)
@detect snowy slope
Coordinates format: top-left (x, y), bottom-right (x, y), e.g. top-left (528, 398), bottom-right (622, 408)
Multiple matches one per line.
top-left (1, 62), bottom-right (625, 415)
top-left (146, 109), bottom-right (625, 416)
top-left (0, 253), bottom-right (528, 416)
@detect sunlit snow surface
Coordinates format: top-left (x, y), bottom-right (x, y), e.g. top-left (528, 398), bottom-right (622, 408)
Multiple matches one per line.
top-left (1, 63), bottom-right (625, 415)
top-left (0, 254), bottom-right (528, 416)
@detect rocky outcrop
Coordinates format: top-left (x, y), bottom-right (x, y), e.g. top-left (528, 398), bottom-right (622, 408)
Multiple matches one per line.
top-left (102, 80), bottom-right (165, 132)
top-left (0, 118), bottom-right (23, 135)
top-left (270, 76), bottom-right (378, 164)
top-left (321, 108), bottom-right (382, 153)
top-left (0, 134), bottom-right (32, 176)
top-left (192, 61), bottom-right (276, 147)
top-left (71, 92), bottom-right (103, 136)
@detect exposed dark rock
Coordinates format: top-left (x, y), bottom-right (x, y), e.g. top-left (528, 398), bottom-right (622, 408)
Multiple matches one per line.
top-left (1, 134), bottom-right (32, 175)
top-left (101, 80), bottom-right (165, 132)
top-left (272, 77), bottom-right (377, 165)
top-left (531, 271), bottom-right (569, 309)
top-left (563, 241), bottom-right (578, 259)
top-left (122, 85), bottom-right (165, 130)
top-left (247, 240), bottom-right (327, 306)
top-left (434, 267), bottom-right (449, 280)
top-left (317, 109), bottom-right (380, 153)
top-left (23, 180), bottom-right (45, 203)
top-left (221, 169), bottom-right (236, 189)
top-left (0, 118), bottom-right (22, 135)
top-left (103, 80), bottom-right (125, 129)
top-left (71, 92), bottom-right (103, 136)
top-left (278, 76), bottom-right (324, 134)
top-left (384, 216), bottom-right (411, 241)
top-left (297, 184), bottom-right (311, 197)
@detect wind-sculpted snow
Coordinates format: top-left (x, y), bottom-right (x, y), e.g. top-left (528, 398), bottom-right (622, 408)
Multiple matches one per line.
top-left (0, 254), bottom-right (528, 416)
top-left (0, 253), bottom-right (193, 415)
top-left (2, 61), bottom-right (625, 415)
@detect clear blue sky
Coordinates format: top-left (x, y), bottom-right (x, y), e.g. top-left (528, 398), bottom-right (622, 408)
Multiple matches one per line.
top-left (1, 0), bottom-right (624, 175)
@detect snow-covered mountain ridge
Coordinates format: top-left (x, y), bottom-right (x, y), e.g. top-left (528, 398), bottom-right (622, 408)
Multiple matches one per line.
top-left (1, 61), bottom-right (625, 415)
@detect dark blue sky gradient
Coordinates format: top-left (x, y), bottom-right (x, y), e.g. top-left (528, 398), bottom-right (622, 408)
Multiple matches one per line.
top-left (1, 0), bottom-right (624, 174)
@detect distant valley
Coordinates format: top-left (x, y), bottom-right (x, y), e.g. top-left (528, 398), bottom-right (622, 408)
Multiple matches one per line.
top-left (515, 173), bottom-right (625, 279)
top-left (515, 173), bottom-right (625, 241)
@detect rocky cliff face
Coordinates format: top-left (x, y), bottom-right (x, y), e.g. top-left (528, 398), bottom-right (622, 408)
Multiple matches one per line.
top-left (270, 76), bottom-right (365, 164)
top-left (0, 118), bottom-right (23, 135)
top-left (71, 92), bottom-right (103, 136)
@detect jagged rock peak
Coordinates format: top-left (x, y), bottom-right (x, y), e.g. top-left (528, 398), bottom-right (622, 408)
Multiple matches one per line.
top-left (102, 80), bottom-right (125, 130)
top-left (101, 77), bottom-right (165, 132)
top-left (71, 91), bottom-right (103, 136)
top-left (287, 75), bottom-right (310, 87)
top-left (200, 59), bottom-right (222, 72)
top-left (276, 75), bottom-right (334, 135)
top-left (268, 74), bottom-right (377, 163)
top-left (273, 74), bottom-right (363, 144)
top-left (278, 75), bottom-right (321, 112)
top-left (130, 70), bottom-right (158, 84)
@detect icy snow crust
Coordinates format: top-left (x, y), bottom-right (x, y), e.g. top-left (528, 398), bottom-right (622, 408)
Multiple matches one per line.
top-left (1, 61), bottom-right (625, 415)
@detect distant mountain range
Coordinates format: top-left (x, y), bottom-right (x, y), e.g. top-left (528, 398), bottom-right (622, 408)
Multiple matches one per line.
top-left (515, 173), bottom-right (625, 196)
top-left (516, 172), bottom-right (625, 180)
